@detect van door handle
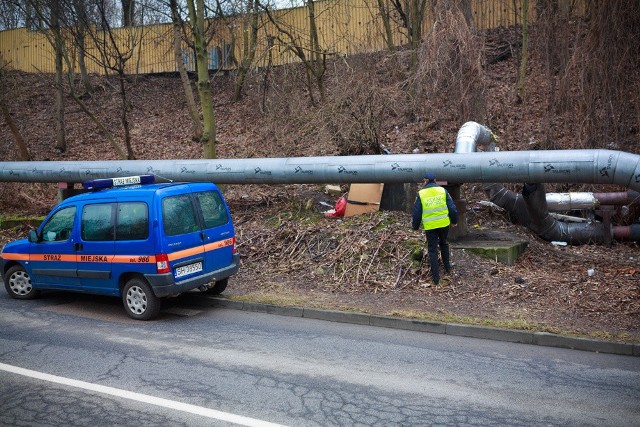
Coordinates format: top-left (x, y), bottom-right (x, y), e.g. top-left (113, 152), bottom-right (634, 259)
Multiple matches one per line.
top-left (200, 232), bottom-right (206, 241)
top-left (74, 243), bottom-right (83, 251)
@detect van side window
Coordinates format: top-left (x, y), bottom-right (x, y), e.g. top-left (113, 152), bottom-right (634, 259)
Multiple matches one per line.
top-left (82, 204), bottom-right (115, 241)
top-left (42, 206), bottom-right (76, 242)
top-left (117, 202), bottom-right (148, 240)
top-left (162, 195), bottom-right (199, 236)
top-left (195, 191), bottom-right (228, 228)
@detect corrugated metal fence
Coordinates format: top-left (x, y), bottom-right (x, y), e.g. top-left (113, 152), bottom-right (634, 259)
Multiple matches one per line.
top-left (0, 0), bottom-right (583, 75)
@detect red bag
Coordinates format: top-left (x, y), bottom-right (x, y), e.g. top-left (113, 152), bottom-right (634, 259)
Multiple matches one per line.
top-left (334, 196), bottom-right (347, 217)
top-left (324, 196), bottom-right (347, 218)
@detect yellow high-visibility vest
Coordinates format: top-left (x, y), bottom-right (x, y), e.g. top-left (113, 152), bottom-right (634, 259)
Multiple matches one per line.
top-left (418, 186), bottom-right (450, 230)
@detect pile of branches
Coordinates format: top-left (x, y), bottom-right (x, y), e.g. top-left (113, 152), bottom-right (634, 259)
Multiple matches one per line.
top-left (234, 209), bottom-right (427, 294)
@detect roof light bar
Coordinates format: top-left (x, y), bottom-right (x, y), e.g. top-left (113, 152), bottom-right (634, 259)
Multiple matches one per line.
top-left (82, 175), bottom-right (155, 190)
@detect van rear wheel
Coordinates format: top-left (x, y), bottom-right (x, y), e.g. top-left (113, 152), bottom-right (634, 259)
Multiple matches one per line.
top-left (123, 278), bottom-right (160, 320)
top-left (5, 265), bottom-right (39, 300)
top-left (206, 278), bottom-right (228, 295)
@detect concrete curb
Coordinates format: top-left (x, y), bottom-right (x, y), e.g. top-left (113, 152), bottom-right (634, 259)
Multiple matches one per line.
top-left (205, 296), bottom-right (639, 357)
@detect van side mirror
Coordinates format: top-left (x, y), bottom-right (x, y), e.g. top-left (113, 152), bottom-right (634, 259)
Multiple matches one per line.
top-left (28, 230), bottom-right (40, 243)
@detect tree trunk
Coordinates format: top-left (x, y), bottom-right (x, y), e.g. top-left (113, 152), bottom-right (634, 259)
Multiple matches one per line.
top-left (376, 0), bottom-right (396, 51)
top-left (51, 2), bottom-right (66, 152)
top-left (458, 0), bottom-right (473, 26)
top-left (73, 0), bottom-right (93, 95)
top-left (0, 100), bottom-right (31, 160)
top-left (187, 0), bottom-right (217, 159)
top-left (516, 0), bottom-right (529, 103)
top-left (76, 31), bottom-right (93, 95)
top-left (171, 0), bottom-right (202, 138)
top-left (307, 0), bottom-right (325, 102)
top-left (118, 73), bottom-right (135, 160)
top-left (233, 0), bottom-right (259, 102)
top-left (122, 0), bottom-right (135, 27)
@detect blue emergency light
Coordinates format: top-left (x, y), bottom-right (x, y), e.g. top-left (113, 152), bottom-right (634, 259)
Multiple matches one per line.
top-left (82, 175), bottom-right (155, 190)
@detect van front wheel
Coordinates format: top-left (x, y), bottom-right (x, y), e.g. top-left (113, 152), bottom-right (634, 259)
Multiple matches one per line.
top-left (123, 278), bottom-right (160, 320)
top-left (5, 265), bottom-right (39, 299)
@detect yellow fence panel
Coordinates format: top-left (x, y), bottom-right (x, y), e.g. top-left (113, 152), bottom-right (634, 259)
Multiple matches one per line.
top-left (0, 0), bottom-right (584, 75)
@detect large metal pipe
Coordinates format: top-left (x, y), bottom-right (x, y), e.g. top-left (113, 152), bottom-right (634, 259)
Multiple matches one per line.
top-left (522, 183), bottom-right (609, 244)
top-left (1, 149), bottom-right (639, 190)
top-left (454, 121), bottom-right (497, 153)
top-left (546, 190), bottom-right (639, 210)
top-left (453, 121), bottom-right (640, 205)
top-left (484, 183), bottom-right (640, 243)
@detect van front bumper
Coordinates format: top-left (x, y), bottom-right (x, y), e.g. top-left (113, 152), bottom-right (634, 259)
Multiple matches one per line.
top-left (145, 254), bottom-right (240, 298)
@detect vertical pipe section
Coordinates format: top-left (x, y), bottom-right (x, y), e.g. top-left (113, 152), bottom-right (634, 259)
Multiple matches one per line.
top-left (452, 121), bottom-right (498, 240)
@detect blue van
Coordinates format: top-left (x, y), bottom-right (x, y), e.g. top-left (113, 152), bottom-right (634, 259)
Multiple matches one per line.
top-left (1, 176), bottom-right (240, 320)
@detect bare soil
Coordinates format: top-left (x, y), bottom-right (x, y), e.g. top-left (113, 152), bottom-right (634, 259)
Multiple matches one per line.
top-left (1, 29), bottom-right (638, 342)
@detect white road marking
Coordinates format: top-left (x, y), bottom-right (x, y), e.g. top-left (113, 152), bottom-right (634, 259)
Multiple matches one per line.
top-left (0, 362), bottom-right (286, 427)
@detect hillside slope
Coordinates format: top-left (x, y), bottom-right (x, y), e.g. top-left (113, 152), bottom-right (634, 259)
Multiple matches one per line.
top-left (1, 28), bottom-right (639, 342)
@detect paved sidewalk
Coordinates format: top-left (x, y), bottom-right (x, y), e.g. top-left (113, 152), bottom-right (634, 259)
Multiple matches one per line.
top-left (199, 296), bottom-right (639, 357)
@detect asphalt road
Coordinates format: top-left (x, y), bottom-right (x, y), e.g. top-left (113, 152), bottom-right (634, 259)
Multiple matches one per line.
top-left (0, 289), bottom-right (639, 426)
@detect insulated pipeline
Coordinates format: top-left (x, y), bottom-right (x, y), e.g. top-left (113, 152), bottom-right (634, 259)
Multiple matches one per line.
top-left (1, 149), bottom-right (639, 191)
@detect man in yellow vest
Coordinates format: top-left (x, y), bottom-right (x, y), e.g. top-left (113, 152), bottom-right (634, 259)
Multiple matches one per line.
top-left (412, 172), bottom-right (458, 285)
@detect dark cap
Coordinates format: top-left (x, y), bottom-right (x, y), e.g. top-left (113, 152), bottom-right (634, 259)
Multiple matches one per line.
top-left (423, 172), bottom-right (436, 181)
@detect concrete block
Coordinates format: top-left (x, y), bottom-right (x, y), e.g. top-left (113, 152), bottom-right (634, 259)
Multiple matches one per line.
top-left (451, 240), bottom-right (529, 265)
top-left (261, 304), bottom-right (304, 317)
top-left (534, 332), bottom-right (634, 355)
top-left (209, 298), bottom-right (245, 310)
top-left (303, 308), bottom-right (371, 325)
top-left (446, 323), bottom-right (534, 344)
top-left (370, 315), bottom-right (446, 334)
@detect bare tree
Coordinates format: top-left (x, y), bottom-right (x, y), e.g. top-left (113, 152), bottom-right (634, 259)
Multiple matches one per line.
top-left (186, 0), bottom-right (217, 158)
top-left (0, 58), bottom-right (31, 160)
top-left (374, 0), bottom-right (430, 51)
top-left (413, 0), bottom-right (485, 122)
top-left (70, 0), bottom-right (94, 95)
top-left (258, 0), bottom-right (332, 106)
top-left (230, 0), bottom-right (260, 102)
top-left (67, 0), bottom-right (144, 159)
top-left (534, 0), bottom-right (572, 149)
top-left (122, 0), bottom-right (135, 26)
top-left (51, 0), bottom-right (67, 151)
top-left (169, 0), bottom-right (203, 139)
top-left (22, 0), bottom-right (68, 152)
top-left (515, 0), bottom-right (529, 103)
top-left (561, 0), bottom-right (640, 149)
top-left (375, 0), bottom-right (396, 51)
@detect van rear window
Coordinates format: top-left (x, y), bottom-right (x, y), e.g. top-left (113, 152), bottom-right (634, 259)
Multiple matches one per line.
top-left (117, 202), bottom-right (149, 240)
top-left (162, 195), bottom-right (199, 236)
top-left (195, 191), bottom-right (228, 229)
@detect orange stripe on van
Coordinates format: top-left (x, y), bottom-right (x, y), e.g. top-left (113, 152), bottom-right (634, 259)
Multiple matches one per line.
top-left (109, 255), bottom-right (157, 264)
top-left (1, 253), bottom-right (29, 261)
top-left (204, 238), bottom-right (234, 252)
top-left (167, 246), bottom-right (204, 261)
top-left (30, 254), bottom-right (76, 262)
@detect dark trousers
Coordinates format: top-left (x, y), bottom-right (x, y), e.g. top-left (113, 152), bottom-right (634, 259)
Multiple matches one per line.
top-left (425, 226), bottom-right (451, 283)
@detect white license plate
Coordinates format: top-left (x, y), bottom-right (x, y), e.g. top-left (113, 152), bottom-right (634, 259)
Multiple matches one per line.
top-left (175, 262), bottom-right (203, 278)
